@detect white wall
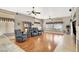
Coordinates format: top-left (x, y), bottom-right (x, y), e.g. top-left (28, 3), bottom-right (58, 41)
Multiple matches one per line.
top-left (63, 17), bottom-right (71, 31)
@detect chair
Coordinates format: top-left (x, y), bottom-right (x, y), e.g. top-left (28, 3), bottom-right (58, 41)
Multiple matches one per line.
top-left (15, 29), bottom-right (27, 42)
top-left (27, 29), bottom-right (32, 38)
top-left (38, 30), bottom-right (42, 35)
top-left (31, 28), bottom-right (39, 36)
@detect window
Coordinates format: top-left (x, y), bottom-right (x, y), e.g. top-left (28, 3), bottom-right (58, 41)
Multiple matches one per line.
top-left (54, 23), bottom-right (63, 31)
top-left (45, 23), bottom-right (54, 31)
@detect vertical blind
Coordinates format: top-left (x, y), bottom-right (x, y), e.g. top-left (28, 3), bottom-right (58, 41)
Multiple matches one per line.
top-left (0, 17), bottom-right (14, 35)
top-left (45, 22), bottom-right (63, 31)
top-left (53, 23), bottom-right (63, 31)
top-left (45, 24), bottom-right (54, 31)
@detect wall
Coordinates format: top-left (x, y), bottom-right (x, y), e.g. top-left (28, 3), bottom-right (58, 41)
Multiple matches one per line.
top-left (75, 8), bottom-right (79, 40)
top-left (63, 17), bottom-right (71, 32)
top-left (70, 7), bottom-right (79, 51)
top-left (14, 13), bottom-right (42, 31)
top-left (0, 9), bottom-right (15, 18)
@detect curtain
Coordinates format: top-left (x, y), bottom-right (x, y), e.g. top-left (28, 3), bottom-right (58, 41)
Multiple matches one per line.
top-left (45, 24), bottom-right (54, 31)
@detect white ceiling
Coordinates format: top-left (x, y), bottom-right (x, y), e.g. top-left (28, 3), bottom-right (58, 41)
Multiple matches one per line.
top-left (0, 7), bottom-right (71, 19)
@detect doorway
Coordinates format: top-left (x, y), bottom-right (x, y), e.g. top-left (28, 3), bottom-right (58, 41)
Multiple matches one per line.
top-left (72, 21), bottom-right (76, 43)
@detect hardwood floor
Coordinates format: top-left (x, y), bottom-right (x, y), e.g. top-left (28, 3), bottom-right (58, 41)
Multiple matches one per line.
top-left (12, 33), bottom-right (64, 52)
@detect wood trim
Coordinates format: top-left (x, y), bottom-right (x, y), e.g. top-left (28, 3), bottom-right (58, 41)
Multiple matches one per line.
top-left (46, 22), bottom-right (63, 24)
top-left (34, 22), bottom-right (40, 24)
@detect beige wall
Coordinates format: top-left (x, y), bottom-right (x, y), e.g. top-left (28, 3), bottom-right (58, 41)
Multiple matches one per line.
top-left (0, 12), bottom-right (14, 18)
top-left (0, 9), bottom-right (15, 18)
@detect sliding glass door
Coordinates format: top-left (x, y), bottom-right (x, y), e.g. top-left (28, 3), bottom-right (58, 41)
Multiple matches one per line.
top-left (45, 22), bottom-right (63, 32)
top-left (53, 23), bottom-right (63, 31)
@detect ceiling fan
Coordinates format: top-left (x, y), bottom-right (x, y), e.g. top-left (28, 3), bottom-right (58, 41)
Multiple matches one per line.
top-left (26, 7), bottom-right (40, 15)
top-left (48, 16), bottom-right (52, 19)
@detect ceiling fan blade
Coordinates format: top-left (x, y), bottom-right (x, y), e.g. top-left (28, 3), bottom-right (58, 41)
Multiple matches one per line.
top-left (35, 12), bottom-right (40, 14)
top-left (26, 7), bottom-right (40, 16)
top-left (26, 11), bottom-right (30, 12)
top-left (34, 13), bottom-right (36, 15)
top-left (27, 12), bottom-right (32, 15)
top-left (32, 7), bottom-right (35, 10)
